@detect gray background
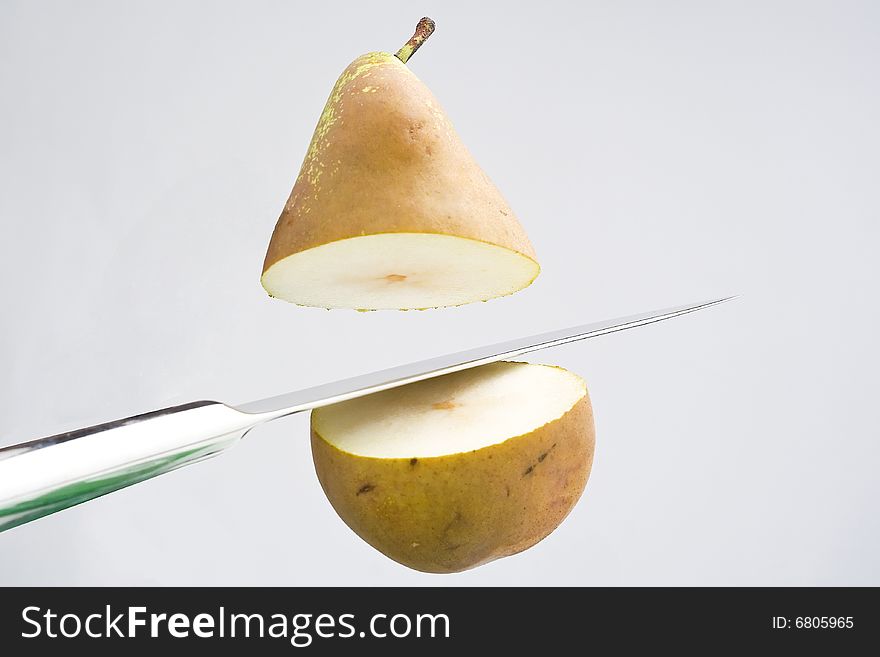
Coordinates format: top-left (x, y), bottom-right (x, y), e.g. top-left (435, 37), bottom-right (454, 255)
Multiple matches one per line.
top-left (1, 0), bottom-right (877, 585)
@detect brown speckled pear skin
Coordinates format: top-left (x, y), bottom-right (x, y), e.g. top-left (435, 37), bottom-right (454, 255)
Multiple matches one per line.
top-left (262, 52), bottom-right (536, 274)
top-left (310, 392), bottom-right (594, 574)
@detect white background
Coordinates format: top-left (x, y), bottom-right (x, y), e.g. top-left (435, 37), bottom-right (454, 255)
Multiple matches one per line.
top-left (1, 1), bottom-right (877, 585)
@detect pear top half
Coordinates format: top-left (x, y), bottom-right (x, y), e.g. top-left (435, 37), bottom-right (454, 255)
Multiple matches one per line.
top-left (261, 19), bottom-right (538, 309)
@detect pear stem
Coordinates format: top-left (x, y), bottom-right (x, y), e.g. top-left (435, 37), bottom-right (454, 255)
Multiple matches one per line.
top-left (394, 17), bottom-right (435, 64)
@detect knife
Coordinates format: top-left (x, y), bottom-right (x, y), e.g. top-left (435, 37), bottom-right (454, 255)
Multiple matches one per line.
top-left (0, 297), bottom-right (734, 532)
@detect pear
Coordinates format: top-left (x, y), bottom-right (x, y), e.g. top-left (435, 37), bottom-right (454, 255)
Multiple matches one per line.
top-left (262, 18), bottom-right (539, 310)
top-left (310, 362), bottom-right (594, 573)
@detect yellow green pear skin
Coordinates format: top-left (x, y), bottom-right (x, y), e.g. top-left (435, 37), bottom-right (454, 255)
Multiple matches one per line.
top-left (261, 51), bottom-right (537, 280)
top-left (310, 386), bottom-right (595, 573)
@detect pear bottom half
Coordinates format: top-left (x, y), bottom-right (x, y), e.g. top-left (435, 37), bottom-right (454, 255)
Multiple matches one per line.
top-left (310, 362), bottom-right (595, 573)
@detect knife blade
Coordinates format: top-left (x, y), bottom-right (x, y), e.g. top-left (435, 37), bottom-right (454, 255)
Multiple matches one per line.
top-left (0, 296), bottom-right (735, 531)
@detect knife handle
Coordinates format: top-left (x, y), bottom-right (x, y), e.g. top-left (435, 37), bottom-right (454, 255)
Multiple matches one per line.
top-left (0, 401), bottom-right (259, 532)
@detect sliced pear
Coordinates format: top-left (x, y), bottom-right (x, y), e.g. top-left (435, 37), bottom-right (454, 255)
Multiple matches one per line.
top-left (261, 19), bottom-right (539, 310)
top-left (310, 362), bottom-right (595, 573)
top-left (262, 233), bottom-right (537, 310)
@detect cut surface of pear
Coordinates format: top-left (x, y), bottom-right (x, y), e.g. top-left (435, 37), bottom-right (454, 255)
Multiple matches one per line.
top-left (261, 20), bottom-right (538, 310)
top-left (262, 233), bottom-right (538, 310)
top-left (314, 361), bottom-right (586, 457)
top-left (311, 361), bottom-right (595, 573)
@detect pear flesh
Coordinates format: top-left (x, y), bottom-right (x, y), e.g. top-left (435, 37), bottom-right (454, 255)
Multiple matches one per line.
top-left (310, 362), bottom-right (595, 573)
top-left (262, 233), bottom-right (537, 310)
top-left (262, 50), bottom-right (539, 310)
